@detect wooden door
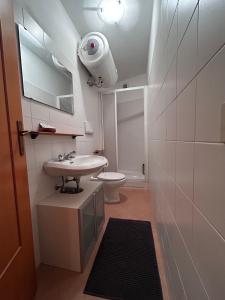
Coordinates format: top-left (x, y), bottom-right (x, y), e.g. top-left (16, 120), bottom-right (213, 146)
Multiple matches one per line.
top-left (0, 0), bottom-right (36, 299)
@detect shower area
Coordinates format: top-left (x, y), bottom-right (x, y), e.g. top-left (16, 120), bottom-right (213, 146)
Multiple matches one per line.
top-left (102, 87), bottom-right (148, 187)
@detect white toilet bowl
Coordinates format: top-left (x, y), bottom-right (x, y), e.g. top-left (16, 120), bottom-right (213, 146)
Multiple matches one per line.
top-left (94, 172), bottom-right (126, 203)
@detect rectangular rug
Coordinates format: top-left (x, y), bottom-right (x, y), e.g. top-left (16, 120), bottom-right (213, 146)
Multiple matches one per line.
top-left (84, 218), bottom-right (163, 300)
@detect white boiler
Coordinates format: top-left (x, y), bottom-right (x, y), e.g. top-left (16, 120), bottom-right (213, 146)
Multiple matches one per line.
top-left (78, 32), bottom-right (118, 88)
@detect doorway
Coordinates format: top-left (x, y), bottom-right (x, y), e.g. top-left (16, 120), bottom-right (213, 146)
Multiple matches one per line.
top-left (102, 86), bottom-right (148, 187)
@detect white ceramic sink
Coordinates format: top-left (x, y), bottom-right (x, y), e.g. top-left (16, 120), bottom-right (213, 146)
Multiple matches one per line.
top-left (44, 155), bottom-right (108, 177)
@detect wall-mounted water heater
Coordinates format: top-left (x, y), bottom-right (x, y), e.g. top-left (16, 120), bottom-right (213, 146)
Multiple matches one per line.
top-left (78, 32), bottom-right (118, 88)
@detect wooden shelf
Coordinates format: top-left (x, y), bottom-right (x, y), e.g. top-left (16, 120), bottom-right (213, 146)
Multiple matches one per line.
top-left (22, 130), bottom-right (83, 140)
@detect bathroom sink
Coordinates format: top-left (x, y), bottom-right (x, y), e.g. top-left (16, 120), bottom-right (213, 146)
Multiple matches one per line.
top-left (44, 155), bottom-right (108, 177)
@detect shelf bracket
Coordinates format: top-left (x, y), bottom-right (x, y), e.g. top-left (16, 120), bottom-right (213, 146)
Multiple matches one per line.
top-left (30, 131), bottom-right (39, 139)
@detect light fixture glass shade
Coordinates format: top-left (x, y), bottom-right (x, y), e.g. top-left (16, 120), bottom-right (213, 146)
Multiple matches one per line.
top-left (98, 0), bottom-right (125, 24)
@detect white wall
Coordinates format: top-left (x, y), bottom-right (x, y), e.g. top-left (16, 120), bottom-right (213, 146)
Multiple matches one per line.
top-left (148, 0), bottom-right (225, 299)
top-left (114, 73), bottom-right (147, 89)
top-left (14, 0), bottom-right (102, 266)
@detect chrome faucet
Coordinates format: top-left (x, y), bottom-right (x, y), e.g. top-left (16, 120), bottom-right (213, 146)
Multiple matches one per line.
top-left (64, 150), bottom-right (76, 160)
top-left (58, 150), bottom-right (76, 161)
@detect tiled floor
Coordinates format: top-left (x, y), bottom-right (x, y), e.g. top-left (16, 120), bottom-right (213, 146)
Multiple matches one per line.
top-left (34, 188), bottom-right (170, 300)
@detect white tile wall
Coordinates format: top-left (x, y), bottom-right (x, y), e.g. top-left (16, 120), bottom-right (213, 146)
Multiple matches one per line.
top-left (167, 0), bottom-right (178, 33)
top-left (194, 143), bottom-right (225, 238)
top-left (177, 79), bottom-right (196, 142)
top-left (165, 141), bottom-right (176, 180)
top-left (196, 46), bottom-right (225, 142)
top-left (166, 100), bottom-right (176, 141)
top-left (14, 0), bottom-right (102, 266)
top-left (198, 0), bottom-right (225, 69)
top-left (175, 142), bottom-right (194, 201)
top-left (148, 0), bottom-right (225, 298)
top-left (167, 8), bottom-right (178, 71)
top-left (177, 0), bottom-right (198, 45)
top-left (175, 186), bottom-right (193, 251)
top-left (164, 57), bottom-right (177, 107)
top-left (177, 6), bottom-right (198, 94)
top-left (192, 207), bottom-right (225, 300)
top-left (170, 209), bottom-right (208, 300)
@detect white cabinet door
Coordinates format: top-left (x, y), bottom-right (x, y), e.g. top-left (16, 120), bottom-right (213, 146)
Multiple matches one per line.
top-left (80, 185), bottom-right (105, 269)
top-left (80, 195), bottom-right (96, 267)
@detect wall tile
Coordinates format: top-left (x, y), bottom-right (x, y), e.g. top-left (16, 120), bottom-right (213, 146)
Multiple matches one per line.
top-left (176, 142), bottom-right (194, 201)
top-left (25, 144), bottom-right (36, 171)
top-left (196, 46), bottom-right (225, 142)
top-left (23, 116), bottom-right (33, 130)
top-left (167, 9), bottom-right (178, 71)
top-left (165, 239), bottom-right (187, 300)
top-left (34, 143), bottom-right (52, 173)
top-left (177, 80), bottom-right (196, 142)
top-left (149, 0), bottom-right (225, 298)
top-left (178, 0), bottom-right (198, 44)
top-left (194, 143), bottom-right (225, 239)
top-left (21, 98), bottom-right (31, 116)
top-left (166, 100), bottom-right (177, 141)
top-left (30, 101), bottom-right (50, 121)
top-left (177, 8), bottom-right (198, 93)
top-left (165, 176), bottom-right (176, 217)
top-left (164, 57), bottom-right (177, 107)
top-left (193, 207), bottom-right (225, 299)
top-left (167, 0), bottom-right (178, 34)
top-left (165, 141), bottom-right (176, 180)
top-left (198, 0), bottom-right (225, 69)
top-left (172, 219), bottom-right (208, 300)
top-left (175, 186), bottom-right (193, 251)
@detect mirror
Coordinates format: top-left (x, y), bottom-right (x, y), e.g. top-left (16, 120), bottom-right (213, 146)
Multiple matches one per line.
top-left (17, 24), bottom-right (74, 114)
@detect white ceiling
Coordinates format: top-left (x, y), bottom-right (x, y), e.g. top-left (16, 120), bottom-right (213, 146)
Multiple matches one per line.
top-left (60, 0), bottom-right (153, 81)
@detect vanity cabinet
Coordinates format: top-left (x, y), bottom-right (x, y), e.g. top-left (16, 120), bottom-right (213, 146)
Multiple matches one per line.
top-left (37, 180), bottom-right (104, 272)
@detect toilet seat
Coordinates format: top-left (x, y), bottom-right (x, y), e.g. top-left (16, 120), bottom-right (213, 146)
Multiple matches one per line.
top-left (97, 172), bottom-right (125, 182)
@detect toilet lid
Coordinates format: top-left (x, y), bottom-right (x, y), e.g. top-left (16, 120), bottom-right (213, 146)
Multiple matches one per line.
top-left (97, 172), bottom-right (126, 181)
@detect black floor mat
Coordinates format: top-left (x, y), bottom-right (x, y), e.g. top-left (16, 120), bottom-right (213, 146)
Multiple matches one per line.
top-left (84, 218), bottom-right (163, 300)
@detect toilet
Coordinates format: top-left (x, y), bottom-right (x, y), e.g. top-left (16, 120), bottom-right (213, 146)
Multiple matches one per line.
top-left (92, 172), bottom-right (126, 203)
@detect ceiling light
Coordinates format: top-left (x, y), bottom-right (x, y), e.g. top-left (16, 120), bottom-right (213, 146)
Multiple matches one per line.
top-left (98, 0), bottom-right (125, 24)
